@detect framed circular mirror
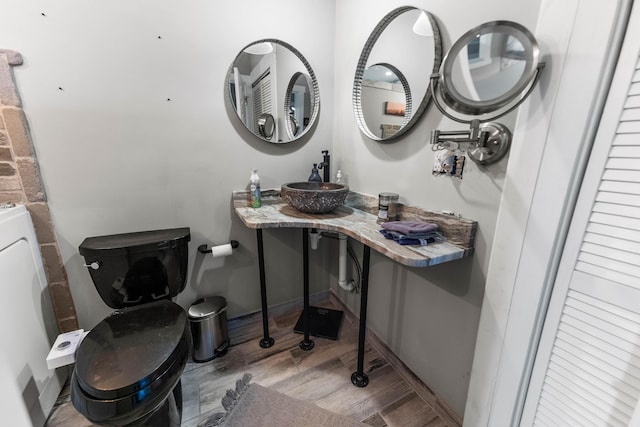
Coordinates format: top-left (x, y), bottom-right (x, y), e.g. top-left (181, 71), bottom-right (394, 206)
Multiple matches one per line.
top-left (227, 39), bottom-right (320, 143)
top-left (438, 20), bottom-right (541, 116)
top-left (353, 7), bottom-right (442, 142)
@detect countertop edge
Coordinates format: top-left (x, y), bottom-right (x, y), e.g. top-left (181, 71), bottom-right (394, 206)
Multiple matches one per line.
top-left (232, 189), bottom-right (476, 268)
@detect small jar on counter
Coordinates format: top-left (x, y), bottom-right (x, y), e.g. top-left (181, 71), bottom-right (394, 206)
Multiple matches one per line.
top-left (377, 192), bottom-right (399, 223)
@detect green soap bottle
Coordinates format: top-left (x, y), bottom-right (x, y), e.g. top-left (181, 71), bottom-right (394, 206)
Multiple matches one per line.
top-left (249, 169), bottom-right (261, 208)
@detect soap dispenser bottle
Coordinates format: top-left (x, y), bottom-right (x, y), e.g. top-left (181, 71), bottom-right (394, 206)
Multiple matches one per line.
top-left (249, 169), bottom-right (261, 208)
top-left (308, 164), bottom-right (322, 182)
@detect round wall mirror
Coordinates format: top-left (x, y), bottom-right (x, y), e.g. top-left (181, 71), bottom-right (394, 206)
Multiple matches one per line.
top-left (227, 39), bottom-right (320, 143)
top-left (439, 20), bottom-right (541, 116)
top-left (353, 7), bottom-right (442, 142)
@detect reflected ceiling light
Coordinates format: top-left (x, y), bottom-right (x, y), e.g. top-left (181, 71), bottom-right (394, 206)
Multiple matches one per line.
top-left (413, 11), bottom-right (433, 36)
top-left (244, 42), bottom-right (273, 55)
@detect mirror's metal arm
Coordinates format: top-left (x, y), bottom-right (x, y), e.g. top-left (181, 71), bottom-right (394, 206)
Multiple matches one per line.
top-left (430, 129), bottom-right (480, 152)
top-left (429, 110), bottom-right (483, 149)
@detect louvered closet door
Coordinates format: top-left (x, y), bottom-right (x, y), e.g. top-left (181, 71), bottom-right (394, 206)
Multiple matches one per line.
top-left (521, 4), bottom-right (640, 426)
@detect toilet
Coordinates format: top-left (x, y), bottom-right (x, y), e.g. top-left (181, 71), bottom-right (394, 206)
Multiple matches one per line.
top-left (70, 227), bottom-right (192, 426)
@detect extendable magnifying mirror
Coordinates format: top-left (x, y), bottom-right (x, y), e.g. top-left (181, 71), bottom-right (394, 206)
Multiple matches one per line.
top-left (430, 20), bottom-right (544, 165)
top-left (257, 113), bottom-right (275, 140)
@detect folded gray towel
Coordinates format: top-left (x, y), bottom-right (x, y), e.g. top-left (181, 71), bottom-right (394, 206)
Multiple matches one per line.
top-left (381, 221), bottom-right (438, 235)
top-left (379, 229), bottom-right (444, 246)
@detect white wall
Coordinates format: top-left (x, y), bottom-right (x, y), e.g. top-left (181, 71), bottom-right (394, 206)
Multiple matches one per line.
top-left (332, 0), bottom-right (540, 414)
top-left (0, 0), bottom-right (336, 327)
top-left (361, 83), bottom-right (406, 137)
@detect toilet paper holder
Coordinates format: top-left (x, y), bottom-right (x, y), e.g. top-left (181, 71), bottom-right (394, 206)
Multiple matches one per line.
top-left (197, 240), bottom-right (239, 254)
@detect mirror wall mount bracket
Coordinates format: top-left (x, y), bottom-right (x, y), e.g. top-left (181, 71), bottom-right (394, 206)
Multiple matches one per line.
top-left (430, 120), bottom-right (511, 166)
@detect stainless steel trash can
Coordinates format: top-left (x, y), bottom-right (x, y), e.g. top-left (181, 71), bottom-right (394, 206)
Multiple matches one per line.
top-left (188, 296), bottom-right (229, 362)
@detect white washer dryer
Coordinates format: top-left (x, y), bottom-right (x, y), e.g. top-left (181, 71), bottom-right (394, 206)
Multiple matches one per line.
top-left (0, 205), bottom-right (65, 426)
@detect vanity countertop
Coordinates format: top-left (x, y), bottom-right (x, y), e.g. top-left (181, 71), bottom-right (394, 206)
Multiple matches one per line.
top-left (232, 190), bottom-right (477, 267)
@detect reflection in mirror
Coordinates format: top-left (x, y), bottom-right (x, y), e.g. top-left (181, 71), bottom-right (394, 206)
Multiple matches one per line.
top-left (361, 64), bottom-right (411, 139)
top-left (228, 39), bottom-right (319, 143)
top-left (257, 113), bottom-right (275, 140)
top-left (440, 21), bottom-right (540, 115)
top-left (452, 34), bottom-right (526, 101)
top-left (353, 7), bottom-right (442, 141)
top-left (284, 72), bottom-right (312, 139)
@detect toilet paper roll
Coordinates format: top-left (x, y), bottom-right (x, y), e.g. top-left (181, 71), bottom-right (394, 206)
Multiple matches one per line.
top-left (210, 243), bottom-right (233, 259)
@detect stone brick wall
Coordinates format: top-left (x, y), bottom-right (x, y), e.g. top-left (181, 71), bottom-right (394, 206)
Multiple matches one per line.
top-left (0, 49), bottom-right (78, 333)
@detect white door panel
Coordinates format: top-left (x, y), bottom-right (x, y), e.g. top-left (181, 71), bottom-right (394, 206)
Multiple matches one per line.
top-left (522, 1), bottom-right (640, 424)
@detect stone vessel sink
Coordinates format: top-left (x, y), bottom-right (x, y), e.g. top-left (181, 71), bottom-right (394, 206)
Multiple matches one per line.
top-left (281, 182), bottom-right (349, 214)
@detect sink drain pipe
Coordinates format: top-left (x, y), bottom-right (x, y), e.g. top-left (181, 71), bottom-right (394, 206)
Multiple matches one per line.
top-left (309, 230), bottom-right (357, 292)
top-left (337, 233), bottom-right (357, 292)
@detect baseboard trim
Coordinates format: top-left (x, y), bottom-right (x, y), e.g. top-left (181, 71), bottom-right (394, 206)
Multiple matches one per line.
top-left (329, 290), bottom-right (463, 427)
top-left (228, 289), bottom-right (332, 320)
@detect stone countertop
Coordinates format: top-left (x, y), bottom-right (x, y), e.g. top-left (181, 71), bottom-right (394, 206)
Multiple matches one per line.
top-left (232, 190), bottom-right (477, 267)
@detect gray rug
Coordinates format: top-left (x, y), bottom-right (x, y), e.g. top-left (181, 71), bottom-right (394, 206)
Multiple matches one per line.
top-left (198, 374), bottom-right (368, 427)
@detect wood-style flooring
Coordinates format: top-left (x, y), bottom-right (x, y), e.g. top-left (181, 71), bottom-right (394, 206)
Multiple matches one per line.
top-left (46, 293), bottom-right (461, 427)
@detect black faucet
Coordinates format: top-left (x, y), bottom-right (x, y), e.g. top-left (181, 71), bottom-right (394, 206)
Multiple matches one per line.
top-left (317, 150), bottom-right (330, 182)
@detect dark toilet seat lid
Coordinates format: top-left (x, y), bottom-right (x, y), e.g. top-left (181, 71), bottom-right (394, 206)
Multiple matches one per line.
top-left (74, 300), bottom-right (189, 400)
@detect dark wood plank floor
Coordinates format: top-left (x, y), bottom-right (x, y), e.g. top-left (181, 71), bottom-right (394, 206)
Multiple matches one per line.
top-left (46, 293), bottom-right (460, 426)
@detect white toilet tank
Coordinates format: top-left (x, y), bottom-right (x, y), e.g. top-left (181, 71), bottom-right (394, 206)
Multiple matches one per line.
top-left (0, 205), bottom-right (65, 426)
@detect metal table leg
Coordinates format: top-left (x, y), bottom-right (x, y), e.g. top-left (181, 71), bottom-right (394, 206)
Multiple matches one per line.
top-left (351, 245), bottom-right (371, 387)
top-left (299, 228), bottom-right (314, 350)
top-left (256, 229), bottom-right (274, 348)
